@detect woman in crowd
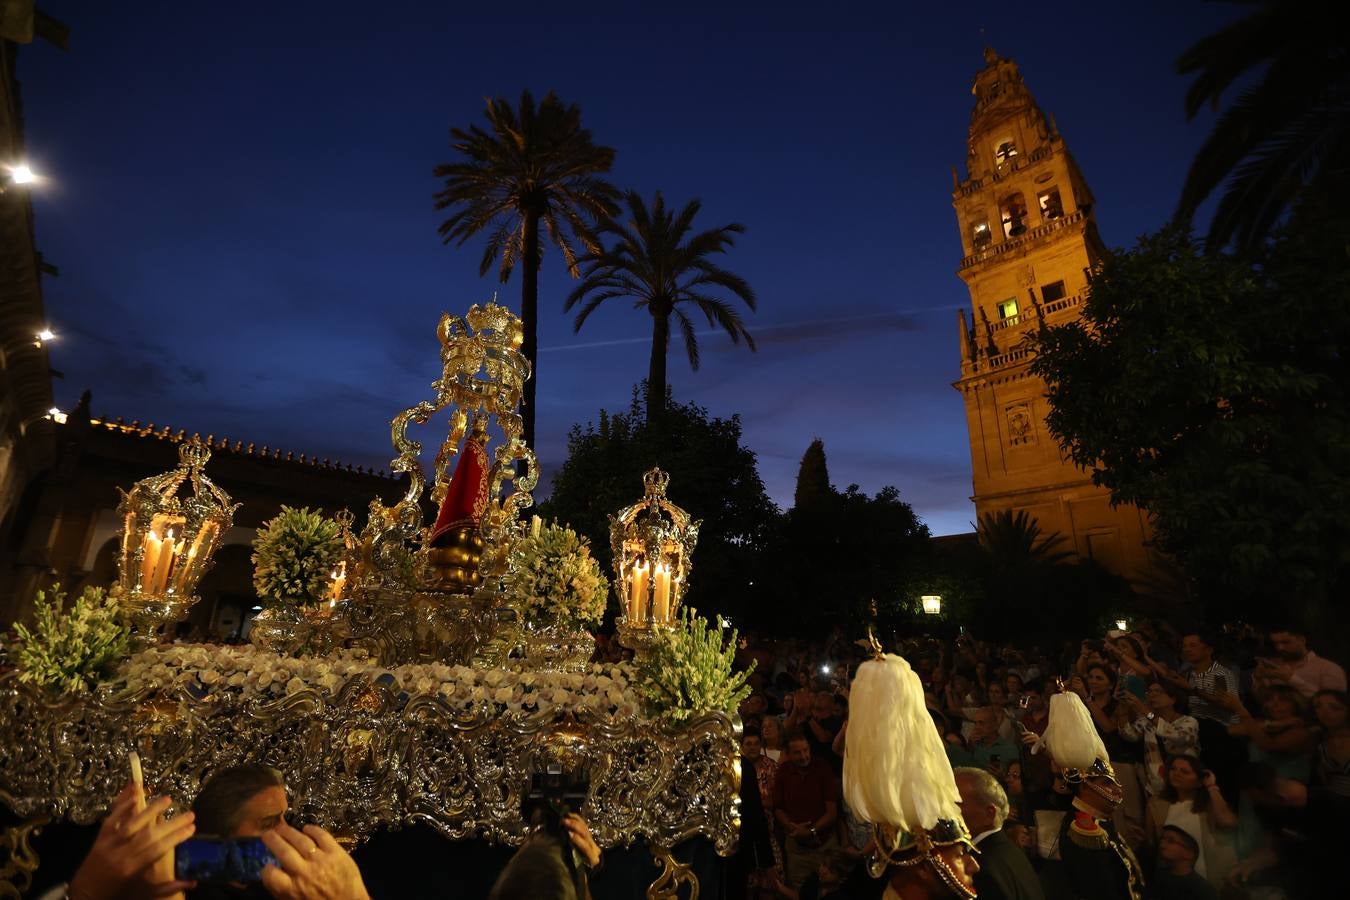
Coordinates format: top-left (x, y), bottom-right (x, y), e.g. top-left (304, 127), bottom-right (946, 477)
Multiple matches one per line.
top-left (760, 714), bottom-right (786, 763)
top-left (1145, 754), bottom-right (1237, 887)
top-left (1311, 689), bottom-right (1350, 813)
top-left (1120, 680), bottom-right (1201, 797)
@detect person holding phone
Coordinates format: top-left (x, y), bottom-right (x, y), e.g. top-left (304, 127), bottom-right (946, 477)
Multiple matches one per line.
top-left (1178, 631), bottom-right (1243, 806)
top-left (59, 781), bottom-right (199, 900)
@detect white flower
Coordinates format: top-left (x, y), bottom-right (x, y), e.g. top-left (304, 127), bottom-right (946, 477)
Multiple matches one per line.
top-left (285, 677), bottom-right (306, 695)
top-left (493, 687), bottom-right (514, 704)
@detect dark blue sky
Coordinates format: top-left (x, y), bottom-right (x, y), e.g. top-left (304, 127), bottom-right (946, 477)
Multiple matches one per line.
top-left (21, 1), bottom-right (1235, 535)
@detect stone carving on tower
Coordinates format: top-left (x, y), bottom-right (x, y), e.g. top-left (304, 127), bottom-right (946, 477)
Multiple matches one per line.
top-left (951, 49), bottom-right (1154, 580)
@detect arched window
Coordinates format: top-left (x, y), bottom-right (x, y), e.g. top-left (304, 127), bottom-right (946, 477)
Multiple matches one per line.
top-left (1038, 187), bottom-right (1064, 220)
top-left (994, 138), bottom-right (1018, 165)
top-left (1000, 193), bottom-right (1028, 238)
top-left (971, 221), bottom-right (992, 247)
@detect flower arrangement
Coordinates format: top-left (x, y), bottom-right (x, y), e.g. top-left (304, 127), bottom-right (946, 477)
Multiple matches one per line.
top-left (14, 585), bottom-right (130, 694)
top-left (113, 645), bottom-right (641, 719)
top-left (251, 506), bottom-right (344, 606)
top-left (635, 608), bottom-right (753, 722)
top-left (503, 519), bottom-right (608, 631)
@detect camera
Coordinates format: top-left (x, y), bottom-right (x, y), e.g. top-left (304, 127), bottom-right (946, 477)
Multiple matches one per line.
top-left (522, 762), bottom-right (590, 837)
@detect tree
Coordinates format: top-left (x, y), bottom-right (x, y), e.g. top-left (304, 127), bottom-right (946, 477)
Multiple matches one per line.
top-left (1175, 1), bottom-right (1350, 253)
top-left (434, 91), bottom-right (619, 454)
top-left (1030, 216), bottom-right (1350, 620)
top-left (564, 191), bottom-right (757, 422)
top-left (538, 389), bottom-right (780, 626)
top-left (975, 510), bottom-right (1075, 568)
top-left (765, 439), bottom-right (931, 637)
top-left (793, 439), bottom-right (832, 511)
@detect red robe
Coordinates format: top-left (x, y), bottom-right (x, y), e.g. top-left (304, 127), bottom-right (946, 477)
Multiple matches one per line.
top-left (429, 436), bottom-right (490, 546)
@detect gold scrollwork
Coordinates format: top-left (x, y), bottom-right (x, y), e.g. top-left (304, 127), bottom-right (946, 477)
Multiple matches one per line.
top-left (0, 816), bottom-right (48, 899)
top-left (647, 844), bottom-right (699, 900)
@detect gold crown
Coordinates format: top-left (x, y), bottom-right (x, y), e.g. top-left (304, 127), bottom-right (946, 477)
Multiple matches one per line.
top-left (643, 467), bottom-right (671, 498)
top-left (177, 438), bottom-right (212, 471)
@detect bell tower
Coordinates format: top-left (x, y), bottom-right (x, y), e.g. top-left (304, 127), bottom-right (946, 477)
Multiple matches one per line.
top-left (952, 48), bottom-right (1153, 579)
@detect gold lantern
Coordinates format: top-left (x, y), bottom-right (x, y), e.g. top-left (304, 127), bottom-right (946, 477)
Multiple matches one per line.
top-left (112, 439), bottom-right (239, 642)
top-left (921, 594), bottom-right (942, 616)
top-left (610, 468), bottom-right (700, 655)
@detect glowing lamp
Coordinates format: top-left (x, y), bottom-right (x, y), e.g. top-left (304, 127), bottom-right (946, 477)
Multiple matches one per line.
top-left (36, 329), bottom-right (55, 342)
top-left (9, 164), bottom-right (35, 184)
top-left (921, 594), bottom-right (943, 615)
top-left (1115, 619), bottom-right (1128, 632)
top-left (112, 438), bottom-right (240, 644)
top-left (611, 467), bottom-right (701, 655)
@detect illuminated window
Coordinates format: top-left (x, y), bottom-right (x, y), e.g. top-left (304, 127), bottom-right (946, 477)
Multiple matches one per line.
top-left (995, 140), bottom-right (1018, 164)
top-left (997, 298), bottom-right (1019, 320)
top-left (1038, 187), bottom-right (1064, 219)
top-left (1041, 280), bottom-right (1066, 303)
top-left (972, 222), bottom-right (992, 246)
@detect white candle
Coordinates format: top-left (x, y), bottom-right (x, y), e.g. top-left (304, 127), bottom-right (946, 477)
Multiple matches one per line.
top-left (653, 564), bottom-right (671, 624)
top-left (330, 561), bottom-right (347, 601)
top-left (153, 530), bottom-right (177, 594)
top-left (530, 515), bottom-right (541, 539)
top-left (139, 532), bottom-right (161, 592)
top-left (629, 562), bottom-right (648, 621)
top-left (173, 545), bottom-right (197, 594)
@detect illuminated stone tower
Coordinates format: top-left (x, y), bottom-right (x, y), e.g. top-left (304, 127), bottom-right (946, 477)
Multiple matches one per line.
top-left (952, 49), bottom-right (1153, 578)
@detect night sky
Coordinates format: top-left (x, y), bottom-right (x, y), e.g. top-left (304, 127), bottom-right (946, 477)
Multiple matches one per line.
top-left (20, 1), bottom-right (1235, 536)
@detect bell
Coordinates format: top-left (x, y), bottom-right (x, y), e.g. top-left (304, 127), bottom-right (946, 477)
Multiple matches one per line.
top-left (1006, 209), bottom-right (1027, 236)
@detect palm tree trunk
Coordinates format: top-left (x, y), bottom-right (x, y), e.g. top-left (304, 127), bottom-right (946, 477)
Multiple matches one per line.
top-left (520, 211), bottom-right (540, 456)
top-left (648, 311), bottom-right (669, 424)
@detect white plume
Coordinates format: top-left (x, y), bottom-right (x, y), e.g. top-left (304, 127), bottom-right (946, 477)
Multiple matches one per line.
top-left (843, 653), bottom-right (963, 832)
top-left (1039, 692), bottom-right (1108, 770)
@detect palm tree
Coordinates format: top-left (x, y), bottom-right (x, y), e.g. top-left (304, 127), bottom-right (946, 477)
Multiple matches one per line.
top-left (975, 510), bottom-right (1075, 568)
top-left (564, 190), bottom-right (757, 422)
top-left (434, 91), bottom-right (618, 453)
top-left (1175, 1), bottom-right (1350, 253)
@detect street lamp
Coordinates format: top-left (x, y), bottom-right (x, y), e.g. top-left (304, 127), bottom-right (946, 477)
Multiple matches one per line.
top-left (1, 162), bottom-right (39, 192)
top-left (1, 329), bottom-right (56, 371)
top-left (1114, 619), bottom-right (1128, 632)
top-left (921, 594), bottom-right (942, 615)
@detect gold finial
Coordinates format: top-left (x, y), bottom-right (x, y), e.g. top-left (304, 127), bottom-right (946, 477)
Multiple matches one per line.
top-left (642, 467), bottom-right (671, 498)
top-left (177, 437), bottom-right (212, 470)
top-left (866, 626), bottom-right (885, 660)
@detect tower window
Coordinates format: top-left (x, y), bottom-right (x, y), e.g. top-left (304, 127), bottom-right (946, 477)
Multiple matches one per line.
top-left (1000, 193), bottom-right (1028, 238)
top-left (994, 139), bottom-right (1018, 164)
top-left (971, 222), bottom-right (992, 246)
top-left (997, 298), bottom-right (1019, 320)
top-left (1041, 280), bottom-right (1066, 304)
top-left (1038, 187), bottom-right (1064, 219)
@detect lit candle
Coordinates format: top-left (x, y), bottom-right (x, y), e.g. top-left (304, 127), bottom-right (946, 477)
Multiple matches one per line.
top-left (153, 529), bottom-right (177, 594)
top-left (172, 545), bottom-right (197, 594)
top-left (139, 531), bottom-right (161, 592)
top-left (330, 561), bottom-right (347, 601)
top-left (628, 561), bottom-right (648, 621)
top-left (530, 515), bottom-right (541, 539)
top-left (653, 564), bottom-right (671, 624)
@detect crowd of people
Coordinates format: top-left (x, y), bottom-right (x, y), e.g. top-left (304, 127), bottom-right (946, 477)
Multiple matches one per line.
top-left (36, 616), bottom-right (1346, 900)
top-left (727, 618), bottom-right (1347, 900)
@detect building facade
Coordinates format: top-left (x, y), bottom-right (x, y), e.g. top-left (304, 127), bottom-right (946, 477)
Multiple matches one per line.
top-left (952, 49), bottom-right (1154, 579)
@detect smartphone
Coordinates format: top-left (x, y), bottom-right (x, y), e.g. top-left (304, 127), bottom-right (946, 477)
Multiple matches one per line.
top-left (1214, 674), bottom-right (1228, 694)
top-left (175, 837), bottom-right (278, 883)
top-left (1017, 695), bottom-right (1031, 709)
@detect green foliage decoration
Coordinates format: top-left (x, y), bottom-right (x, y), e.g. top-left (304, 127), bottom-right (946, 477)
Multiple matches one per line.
top-left (251, 506), bottom-right (344, 606)
top-left (635, 607), bottom-right (753, 722)
top-left (14, 585), bottom-right (130, 695)
top-left (503, 519), bottom-right (609, 631)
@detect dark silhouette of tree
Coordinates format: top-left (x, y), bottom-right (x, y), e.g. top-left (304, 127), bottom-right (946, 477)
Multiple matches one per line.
top-left (793, 439), bottom-right (833, 511)
top-left (1175, 1), bottom-right (1350, 253)
top-left (564, 191), bottom-right (756, 423)
top-left (975, 510), bottom-right (1075, 568)
top-left (1030, 213), bottom-right (1350, 623)
top-left (434, 91), bottom-right (618, 453)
